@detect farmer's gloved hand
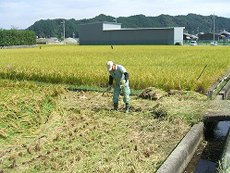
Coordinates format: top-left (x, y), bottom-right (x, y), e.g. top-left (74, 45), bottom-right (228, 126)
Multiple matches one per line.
top-left (107, 85), bottom-right (112, 91)
top-left (121, 80), bottom-right (126, 86)
top-left (120, 80), bottom-right (126, 89)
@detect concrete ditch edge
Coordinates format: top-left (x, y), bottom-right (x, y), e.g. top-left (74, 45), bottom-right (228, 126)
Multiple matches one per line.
top-left (207, 70), bottom-right (230, 99)
top-left (218, 71), bottom-right (230, 172)
top-left (156, 122), bottom-right (204, 173)
top-left (221, 129), bottom-right (230, 172)
top-left (219, 78), bottom-right (230, 99)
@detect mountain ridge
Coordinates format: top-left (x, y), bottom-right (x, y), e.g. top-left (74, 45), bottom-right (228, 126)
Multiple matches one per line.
top-left (27, 13), bottom-right (230, 38)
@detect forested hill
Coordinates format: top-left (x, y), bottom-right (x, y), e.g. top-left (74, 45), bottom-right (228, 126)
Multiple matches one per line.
top-left (27, 13), bottom-right (230, 38)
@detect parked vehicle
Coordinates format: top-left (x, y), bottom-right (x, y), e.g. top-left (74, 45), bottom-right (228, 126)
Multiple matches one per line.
top-left (210, 41), bottom-right (218, 46)
top-left (190, 40), bottom-right (197, 46)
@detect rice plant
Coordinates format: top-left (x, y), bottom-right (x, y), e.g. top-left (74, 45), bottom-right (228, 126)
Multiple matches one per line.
top-left (0, 45), bottom-right (229, 93)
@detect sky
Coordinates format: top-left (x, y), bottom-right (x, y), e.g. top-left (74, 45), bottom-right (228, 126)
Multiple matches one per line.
top-left (1, 0), bottom-right (230, 29)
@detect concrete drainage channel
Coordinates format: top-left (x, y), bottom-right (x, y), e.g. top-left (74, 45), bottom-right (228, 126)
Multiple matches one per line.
top-left (157, 72), bottom-right (230, 173)
top-left (156, 123), bottom-right (204, 173)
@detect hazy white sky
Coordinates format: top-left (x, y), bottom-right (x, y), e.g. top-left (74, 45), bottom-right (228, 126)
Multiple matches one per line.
top-left (1, 0), bottom-right (230, 29)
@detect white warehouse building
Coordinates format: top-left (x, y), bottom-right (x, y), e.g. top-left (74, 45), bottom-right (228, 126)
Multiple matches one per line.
top-left (78, 22), bottom-right (184, 45)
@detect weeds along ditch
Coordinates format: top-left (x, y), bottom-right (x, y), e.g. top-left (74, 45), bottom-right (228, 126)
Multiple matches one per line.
top-left (0, 79), bottom-right (209, 172)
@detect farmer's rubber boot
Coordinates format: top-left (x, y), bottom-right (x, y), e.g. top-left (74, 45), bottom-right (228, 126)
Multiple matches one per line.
top-left (114, 103), bottom-right (118, 110)
top-left (125, 103), bottom-right (130, 113)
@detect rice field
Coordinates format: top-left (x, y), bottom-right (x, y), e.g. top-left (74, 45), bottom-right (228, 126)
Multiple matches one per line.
top-left (0, 45), bottom-right (223, 172)
top-left (0, 45), bottom-right (230, 93)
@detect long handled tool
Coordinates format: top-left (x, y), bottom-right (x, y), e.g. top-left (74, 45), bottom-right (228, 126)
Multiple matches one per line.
top-left (88, 87), bottom-right (111, 100)
top-left (196, 64), bottom-right (208, 81)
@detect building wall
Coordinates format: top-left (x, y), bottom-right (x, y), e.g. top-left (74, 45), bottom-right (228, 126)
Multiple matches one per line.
top-left (79, 22), bottom-right (184, 45)
top-left (78, 23), bottom-right (103, 44)
top-left (174, 28), bottom-right (184, 44)
top-left (103, 23), bottom-right (121, 30)
top-left (105, 29), bottom-right (175, 45)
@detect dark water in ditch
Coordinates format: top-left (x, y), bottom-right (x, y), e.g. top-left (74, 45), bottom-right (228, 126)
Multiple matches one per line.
top-left (185, 121), bottom-right (230, 173)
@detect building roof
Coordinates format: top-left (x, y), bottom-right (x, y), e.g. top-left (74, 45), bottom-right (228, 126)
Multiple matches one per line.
top-left (80, 21), bottom-right (185, 31)
top-left (104, 27), bottom-right (185, 32)
top-left (219, 30), bottom-right (230, 36)
top-left (183, 33), bottom-right (198, 40)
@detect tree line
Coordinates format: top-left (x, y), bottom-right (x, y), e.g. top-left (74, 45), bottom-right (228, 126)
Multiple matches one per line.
top-left (0, 30), bottom-right (36, 46)
top-left (27, 13), bottom-right (230, 38)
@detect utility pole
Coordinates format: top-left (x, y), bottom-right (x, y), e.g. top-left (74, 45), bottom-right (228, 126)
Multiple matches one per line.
top-left (213, 14), bottom-right (215, 43)
top-left (61, 20), bottom-right (65, 40)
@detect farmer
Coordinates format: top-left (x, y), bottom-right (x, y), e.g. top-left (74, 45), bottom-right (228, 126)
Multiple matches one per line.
top-left (106, 61), bottom-right (130, 113)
